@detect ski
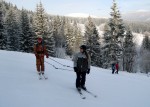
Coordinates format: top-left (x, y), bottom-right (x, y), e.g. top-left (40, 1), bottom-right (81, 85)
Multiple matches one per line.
top-left (38, 73), bottom-right (48, 80)
top-left (82, 89), bottom-right (97, 98)
top-left (77, 89), bottom-right (86, 99)
top-left (39, 75), bottom-right (42, 80)
top-left (42, 74), bottom-right (48, 80)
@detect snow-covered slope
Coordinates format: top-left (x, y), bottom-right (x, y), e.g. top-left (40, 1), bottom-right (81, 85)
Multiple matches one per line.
top-left (0, 50), bottom-right (150, 107)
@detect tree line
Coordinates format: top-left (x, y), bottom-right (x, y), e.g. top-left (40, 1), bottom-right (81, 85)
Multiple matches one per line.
top-left (0, 0), bottom-right (150, 73)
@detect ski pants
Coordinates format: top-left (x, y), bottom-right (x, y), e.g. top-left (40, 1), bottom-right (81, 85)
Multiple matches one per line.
top-left (36, 56), bottom-right (45, 72)
top-left (76, 72), bottom-right (86, 88)
top-left (112, 69), bottom-right (115, 74)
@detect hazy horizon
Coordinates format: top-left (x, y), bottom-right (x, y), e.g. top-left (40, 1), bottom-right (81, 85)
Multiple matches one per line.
top-left (4, 0), bottom-right (150, 18)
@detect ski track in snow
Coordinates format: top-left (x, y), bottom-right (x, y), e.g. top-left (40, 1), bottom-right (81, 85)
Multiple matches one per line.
top-left (0, 50), bottom-right (150, 107)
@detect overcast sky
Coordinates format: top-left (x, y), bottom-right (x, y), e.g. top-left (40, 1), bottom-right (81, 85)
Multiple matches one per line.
top-left (5, 0), bottom-right (150, 17)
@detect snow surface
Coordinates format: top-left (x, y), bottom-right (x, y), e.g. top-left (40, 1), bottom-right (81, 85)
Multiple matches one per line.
top-left (0, 50), bottom-right (150, 107)
top-left (133, 33), bottom-right (144, 48)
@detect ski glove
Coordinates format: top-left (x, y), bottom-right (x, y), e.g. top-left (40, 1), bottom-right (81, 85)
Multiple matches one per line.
top-left (87, 69), bottom-right (90, 74)
top-left (46, 55), bottom-right (49, 58)
top-left (74, 67), bottom-right (78, 72)
top-left (46, 54), bottom-right (49, 58)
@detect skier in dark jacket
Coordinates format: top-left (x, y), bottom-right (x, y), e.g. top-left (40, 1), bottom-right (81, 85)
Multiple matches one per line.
top-left (112, 63), bottom-right (116, 74)
top-left (73, 45), bottom-right (91, 91)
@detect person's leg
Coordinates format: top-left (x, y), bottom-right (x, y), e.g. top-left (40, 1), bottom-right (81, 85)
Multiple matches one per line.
top-left (41, 57), bottom-right (45, 74)
top-left (81, 72), bottom-right (87, 90)
top-left (112, 69), bottom-right (115, 74)
top-left (36, 58), bottom-right (41, 74)
top-left (76, 72), bottom-right (81, 88)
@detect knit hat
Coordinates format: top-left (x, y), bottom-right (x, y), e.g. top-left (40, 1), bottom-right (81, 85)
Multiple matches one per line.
top-left (80, 45), bottom-right (87, 51)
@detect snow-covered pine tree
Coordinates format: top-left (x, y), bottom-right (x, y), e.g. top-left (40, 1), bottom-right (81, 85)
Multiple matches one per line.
top-left (73, 21), bottom-right (83, 52)
top-left (0, 2), bottom-right (7, 50)
top-left (51, 16), bottom-right (64, 47)
top-left (140, 32), bottom-right (150, 73)
top-left (33, 2), bottom-right (48, 39)
top-left (123, 29), bottom-right (136, 72)
top-left (57, 17), bottom-right (66, 48)
top-left (64, 19), bottom-right (74, 56)
top-left (5, 7), bottom-right (20, 51)
top-left (34, 2), bottom-right (55, 56)
top-left (46, 16), bottom-right (55, 57)
top-left (45, 32), bottom-right (55, 57)
top-left (101, 24), bottom-right (112, 68)
top-left (102, 0), bottom-right (125, 68)
top-left (49, 16), bottom-right (66, 57)
top-left (20, 9), bottom-right (35, 53)
top-left (142, 32), bottom-right (150, 51)
top-left (84, 16), bottom-right (102, 67)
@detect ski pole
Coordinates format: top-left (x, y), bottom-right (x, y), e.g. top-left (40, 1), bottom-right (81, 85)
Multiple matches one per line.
top-left (48, 57), bottom-right (73, 68)
top-left (44, 61), bottom-right (73, 71)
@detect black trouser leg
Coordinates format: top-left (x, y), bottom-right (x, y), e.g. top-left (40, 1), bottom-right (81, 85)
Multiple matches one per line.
top-left (81, 73), bottom-right (86, 87)
top-left (76, 72), bottom-right (81, 88)
top-left (112, 69), bottom-right (115, 74)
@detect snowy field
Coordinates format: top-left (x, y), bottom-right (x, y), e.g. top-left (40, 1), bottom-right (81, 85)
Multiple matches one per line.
top-left (0, 50), bottom-right (150, 107)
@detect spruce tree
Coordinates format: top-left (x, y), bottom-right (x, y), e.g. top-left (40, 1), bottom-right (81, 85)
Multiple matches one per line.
top-left (20, 9), bottom-right (34, 53)
top-left (84, 16), bottom-right (102, 67)
top-left (5, 8), bottom-right (20, 51)
top-left (101, 24), bottom-right (112, 68)
top-left (102, 0), bottom-right (125, 68)
top-left (73, 21), bottom-right (83, 52)
top-left (34, 2), bottom-right (55, 56)
top-left (0, 3), bottom-right (7, 50)
top-left (64, 19), bottom-right (74, 55)
top-left (142, 32), bottom-right (150, 51)
top-left (45, 32), bottom-right (55, 57)
top-left (33, 2), bottom-right (48, 39)
top-left (123, 29), bottom-right (136, 72)
top-left (51, 16), bottom-right (63, 47)
top-left (140, 32), bottom-right (150, 73)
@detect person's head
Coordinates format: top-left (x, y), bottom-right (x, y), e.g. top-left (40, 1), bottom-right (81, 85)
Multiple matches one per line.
top-left (80, 45), bottom-right (86, 53)
top-left (37, 37), bottom-right (42, 44)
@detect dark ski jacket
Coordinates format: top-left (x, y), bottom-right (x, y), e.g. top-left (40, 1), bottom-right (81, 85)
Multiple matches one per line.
top-left (73, 52), bottom-right (91, 72)
top-left (112, 64), bottom-right (115, 70)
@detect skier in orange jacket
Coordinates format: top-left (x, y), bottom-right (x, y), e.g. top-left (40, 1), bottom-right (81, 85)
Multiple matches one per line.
top-left (34, 37), bottom-right (49, 75)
